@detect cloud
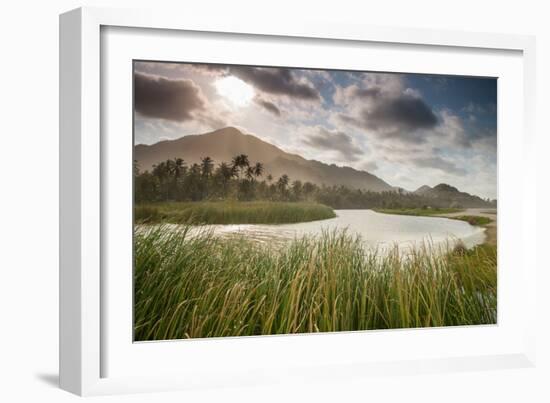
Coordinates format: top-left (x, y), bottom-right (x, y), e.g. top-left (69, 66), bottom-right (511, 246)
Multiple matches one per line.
top-left (354, 87), bottom-right (382, 98)
top-left (360, 160), bottom-right (379, 172)
top-left (359, 73), bottom-right (406, 97)
top-left (191, 63), bottom-right (228, 76)
top-left (339, 88), bottom-right (438, 140)
top-left (435, 109), bottom-right (496, 151)
top-left (303, 127), bottom-right (364, 161)
top-left (134, 73), bottom-right (206, 122)
top-left (254, 96), bottom-right (281, 117)
top-left (334, 74), bottom-right (440, 145)
top-left (188, 64), bottom-right (322, 102)
top-left (196, 112), bottom-right (228, 130)
top-left (231, 66), bottom-right (320, 100)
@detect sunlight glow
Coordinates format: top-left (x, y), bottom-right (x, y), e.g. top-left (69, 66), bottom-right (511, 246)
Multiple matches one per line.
top-left (214, 76), bottom-right (254, 107)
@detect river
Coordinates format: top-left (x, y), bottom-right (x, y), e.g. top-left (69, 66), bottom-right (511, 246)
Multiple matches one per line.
top-left (166, 209), bottom-right (487, 255)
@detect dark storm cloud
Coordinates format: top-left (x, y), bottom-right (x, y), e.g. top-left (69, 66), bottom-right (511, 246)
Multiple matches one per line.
top-left (356, 94), bottom-right (437, 132)
top-left (134, 73), bottom-right (206, 122)
top-left (231, 66), bottom-right (321, 100)
top-left (410, 156), bottom-right (466, 176)
top-left (362, 95), bottom-right (438, 132)
top-left (192, 64), bottom-right (321, 101)
top-left (354, 87), bottom-right (382, 98)
top-left (339, 86), bottom-right (438, 142)
top-left (303, 128), bottom-right (363, 161)
top-left (254, 97), bottom-right (281, 117)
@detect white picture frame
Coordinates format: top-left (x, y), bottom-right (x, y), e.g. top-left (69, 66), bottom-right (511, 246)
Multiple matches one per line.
top-left (59, 6), bottom-right (537, 396)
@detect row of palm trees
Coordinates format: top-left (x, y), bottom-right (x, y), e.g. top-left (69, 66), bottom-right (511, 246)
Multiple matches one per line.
top-left (135, 154), bottom-right (489, 209)
top-left (134, 154), bottom-right (295, 202)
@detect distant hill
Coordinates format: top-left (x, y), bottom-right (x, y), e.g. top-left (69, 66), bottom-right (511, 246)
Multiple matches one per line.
top-left (413, 184), bottom-right (494, 208)
top-left (134, 127), bottom-right (393, 192)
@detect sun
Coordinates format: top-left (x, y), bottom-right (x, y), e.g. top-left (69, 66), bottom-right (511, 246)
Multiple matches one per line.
top-left (214, 76), bottom-right (254, 107)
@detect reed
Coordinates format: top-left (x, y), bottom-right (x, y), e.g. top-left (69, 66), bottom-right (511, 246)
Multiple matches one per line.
top-left (452, 215), bottom-right (493, 226)
top-left (134, 226), bottom-right (497, 341)
top-left (135, 201), bottom-right (336, 225)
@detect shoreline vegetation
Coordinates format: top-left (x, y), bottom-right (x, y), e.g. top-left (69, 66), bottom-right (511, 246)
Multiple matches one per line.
top-left (135, 201), bottom-right (336, 225)
top-left (374, 207), bottom-right (496, 246)
top-left (373, 207), bottom-right (464, 217)
top-left (373, 207), bottom-right (492, 226)
top-left (134, 226), bottom-right (497, 341)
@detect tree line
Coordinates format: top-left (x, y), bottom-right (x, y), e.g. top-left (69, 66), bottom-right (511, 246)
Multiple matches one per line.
top-left (134, 155), bottom-right (490, 209)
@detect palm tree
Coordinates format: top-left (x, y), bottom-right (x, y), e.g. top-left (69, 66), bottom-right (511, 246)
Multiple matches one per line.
top-left (152, 161), bottom-right (169, 181)
top-left (231, 154), bottom-right (250, 179)
top-left (245, 166), bottom-right (255, 181)
top-left (170, 158), bottom-right (186, 200)
top-left (277, 174), bottom-right (290, 197)
top-left (217, 162), bottom-right (234, 181)
top-left (172, 158), bottom-right (186, 178)
top-left (291, 180), bottom-right (303, 200)
top-left (303, 181), bottom-right (316, 198)
top-left (253, 162), bottom-right (264, 179)
top-left (278, 174), bottom-right (289, 187)
top-left (200, 156), bottom-right (214, 178)
top-left (266, 173), bottom-right (273, 184)
top-left (185, 163), bottom-right (202, 201)
top-left (165, 159), bottom-right (176, 177)
top-left (216, 162), bottom-right (234, 197)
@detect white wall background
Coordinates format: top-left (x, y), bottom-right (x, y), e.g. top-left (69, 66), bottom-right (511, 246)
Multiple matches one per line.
top-left (0, 1), bottom-right (548, 401)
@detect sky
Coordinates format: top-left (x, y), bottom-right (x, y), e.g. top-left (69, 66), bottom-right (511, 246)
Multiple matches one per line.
top-left (134, 61), bottom-right (497, 199)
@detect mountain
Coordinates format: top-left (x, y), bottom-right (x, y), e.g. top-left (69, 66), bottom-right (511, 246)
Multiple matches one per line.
top-left (413, 184), bottom-right (494, 208)
top-left (134, 127), bottom-right (393, 192)
top-left (414, 185), bottom-right (433, 195)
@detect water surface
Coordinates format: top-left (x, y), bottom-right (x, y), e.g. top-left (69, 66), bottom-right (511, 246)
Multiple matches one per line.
top-left (165, 209), bottom-right (486, 255)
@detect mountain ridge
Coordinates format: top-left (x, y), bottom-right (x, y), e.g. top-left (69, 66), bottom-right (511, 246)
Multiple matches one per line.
top-left (135, 127), bottom-right (393, 192)
top-left (135, 127), bottom-right (495, 207)
top-left (413, 183), bottom-right (494, 208)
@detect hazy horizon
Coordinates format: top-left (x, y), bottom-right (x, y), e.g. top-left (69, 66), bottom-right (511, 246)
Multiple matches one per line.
top-left (134, 61), bottom-right (497, 199)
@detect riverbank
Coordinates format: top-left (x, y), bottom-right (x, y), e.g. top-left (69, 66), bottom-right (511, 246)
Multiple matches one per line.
top-left (375, 207), bottom-right (496, 246)
top-left (373, 207), bottom-right (463, 217)
top-left (436, 208), bottom-right (497, 246)
top-left (135, 201), bottom-right (336, 225)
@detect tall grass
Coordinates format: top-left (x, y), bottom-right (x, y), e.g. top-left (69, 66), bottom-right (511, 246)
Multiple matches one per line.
top-left (452, 215), bottom-right (493, 226)
top-left (135, 201), bottom-right (336, 224)
top-left (134, 227), bottom-right (497, 341)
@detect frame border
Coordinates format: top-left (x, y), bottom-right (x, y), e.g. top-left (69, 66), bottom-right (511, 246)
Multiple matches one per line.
top-left (59, 6), bottom-right (537, 396)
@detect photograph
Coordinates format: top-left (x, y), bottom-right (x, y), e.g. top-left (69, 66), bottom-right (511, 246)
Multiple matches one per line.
top-left (132, 61), bottom-right (497, 341)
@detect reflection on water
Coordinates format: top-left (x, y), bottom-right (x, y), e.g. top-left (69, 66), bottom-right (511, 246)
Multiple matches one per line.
top-left (150, 209), bottom-right (486, 256)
